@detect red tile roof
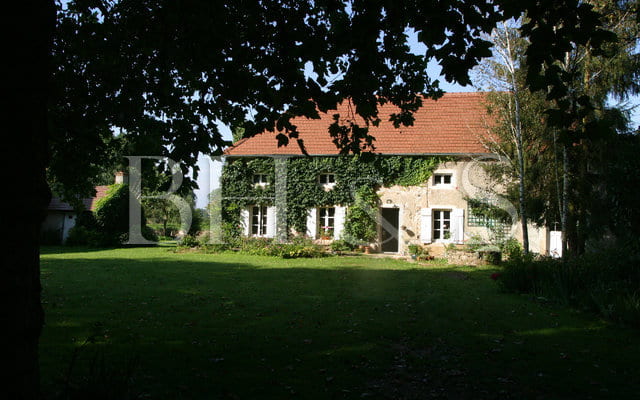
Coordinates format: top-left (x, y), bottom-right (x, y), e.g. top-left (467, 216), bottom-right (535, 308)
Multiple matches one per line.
top-left (47, 185), bottom-right (110, 212)
top-left (224, 92), bottom-right (493, 156)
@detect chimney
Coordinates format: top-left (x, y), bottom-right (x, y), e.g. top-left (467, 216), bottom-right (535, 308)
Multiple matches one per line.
top-left (115, 171), bottom-right (129, 184)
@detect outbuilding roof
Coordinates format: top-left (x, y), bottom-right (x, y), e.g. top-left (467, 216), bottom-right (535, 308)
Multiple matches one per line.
top-left (47, 185), bottom-right (110, 212)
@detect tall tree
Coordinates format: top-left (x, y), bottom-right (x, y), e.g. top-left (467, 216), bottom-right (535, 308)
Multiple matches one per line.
top-left (475, 20), bottom-right (537, 253)
top-left (543, 0), bottom-right (640, 256)
top-left (477, 1), bottom-right (639, 257)
top-left (3, 0), bottom-right (614, 397)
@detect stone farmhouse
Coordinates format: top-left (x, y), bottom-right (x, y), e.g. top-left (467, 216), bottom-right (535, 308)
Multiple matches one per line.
top-left (223, 93), bottom-right (550, 256)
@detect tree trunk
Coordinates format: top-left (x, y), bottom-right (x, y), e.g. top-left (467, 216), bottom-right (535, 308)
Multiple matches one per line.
top-left (576, 143), bottom-right (588, 255)
top-left (0, 1), bottom-right (55, 398)
top-left (561, 145), bottom-right (569, 259)
top-left (163, 217), bottom-right (168, 237)
top-left (511, 77), bottom-right (529, 255)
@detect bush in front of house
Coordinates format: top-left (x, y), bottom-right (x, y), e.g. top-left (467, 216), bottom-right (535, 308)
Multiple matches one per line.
top-left (500, 237), bottom-right (524, 261)
top-left (343, 186), bottom-right (378, 247)
top-left (497, 245), bottom-right (640, 327)
top-left (238, 237), bottom-right (325, 258)
top-left (407, 244), bottom-right (429, 258)
top-left (177, 235), bottom-right (327, 258)
top-left (330, 239), bottom-right (354, 253)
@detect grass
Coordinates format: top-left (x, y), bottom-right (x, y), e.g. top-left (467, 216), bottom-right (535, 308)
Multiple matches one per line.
top-left (40, 246), bottom-right (640, 399)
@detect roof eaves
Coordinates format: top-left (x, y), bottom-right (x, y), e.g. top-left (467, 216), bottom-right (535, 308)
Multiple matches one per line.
top-left (224, 152), bottom-right (496, 158)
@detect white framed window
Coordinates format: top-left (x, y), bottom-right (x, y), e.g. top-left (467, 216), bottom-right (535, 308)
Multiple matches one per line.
top-left (307, 206), bottom-right (346, 240)
top-left (433, 209), bottom-right (451, 240)
top-left (421, 207), bottom-right (464, 244)
top-left (318, 207), bottom-right (335, 238)
top-left (251, 205), bottom-right (268, 236)
top-left (253, 174), bottom-right (269, 187)
top-left (433, 173), bottom-right (453, 186)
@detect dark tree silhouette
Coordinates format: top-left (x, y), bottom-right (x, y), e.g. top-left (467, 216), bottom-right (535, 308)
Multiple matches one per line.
top-left (1, 1), bottom-right (55, 399)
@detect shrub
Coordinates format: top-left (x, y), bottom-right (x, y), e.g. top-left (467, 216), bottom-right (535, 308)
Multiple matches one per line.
top-left (178, 235), bottom-right (199, 248)
top-left (65, 226), bottom-right (111, 247)
top-left (189, 208), bottom-right (208, 236)
top-left (290, 235), bottom-right (315, 246)
top-left (265, 243), bottom-right (326, 258)
top-left (75, 211), bottom-right (98, 230)
top-left (236, 237), bottom-right (327, 258)
top-left (343, 186), bottom-right (378, 245)
top-left (200, 243), bottom-right (231, 253)
top-left (497, 246), bottom-right (640, 327)
top-left (501, 238), bottom-right (523, 261)
top-left (94, 184), bottom-right (130, 236)
top-left (407, 244), bottom-right (429, 258)
top-left (330, 239), bottom-right (353, 253)
top-left (80, 184), bottom-right (156, 246)
top-left (465, 234), bottom-right (486, 252)
top-left (239, 237), bottom-right (274, 254)
top-left (481, 251), bottom-right (502, 265)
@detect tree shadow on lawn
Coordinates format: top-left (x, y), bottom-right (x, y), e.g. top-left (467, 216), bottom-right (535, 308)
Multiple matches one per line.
top-left (40, 256), bottom-right (640, 399)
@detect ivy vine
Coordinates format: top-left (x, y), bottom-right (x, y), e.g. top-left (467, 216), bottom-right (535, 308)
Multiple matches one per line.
top-left (221, 155), bottom-right (447, 238)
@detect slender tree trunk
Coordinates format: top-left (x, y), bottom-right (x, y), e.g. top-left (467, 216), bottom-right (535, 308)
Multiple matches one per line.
top-left (576, 144), bottom-right (588, 255)
top-left (561, 145), bottom-right (569, 259)
top-left (511, 76), bottom-right (529, 254)
top-left (553, 129), bottom-right (563, 231)
top-left (1, 1), bottom-right (55, 398)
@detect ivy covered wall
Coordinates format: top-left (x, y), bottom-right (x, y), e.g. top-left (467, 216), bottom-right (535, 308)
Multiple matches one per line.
top-left (220, 155), bottom-right (448, 238)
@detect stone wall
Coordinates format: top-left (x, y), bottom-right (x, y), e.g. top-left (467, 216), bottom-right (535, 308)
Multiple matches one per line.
top-left (445, 249), bottom-right (495, 266)
top-left (376, 159), bottom-right (494, 254)
top-left (373, 159), bottom-right (549, 255)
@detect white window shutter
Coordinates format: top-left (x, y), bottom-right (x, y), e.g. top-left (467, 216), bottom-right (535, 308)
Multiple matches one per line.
top-left (333, 206), bottom-right (346, 239)
top-left (266, 206), bottom-right (277, 238)
top-left (240, 208), bottom-right (250, 236)
top-left (452, 208), bottom-right (464, 243)
top-left (420, 208), bottom-right (432, 243)
top-left (306, 208), bottom-right (317, 239)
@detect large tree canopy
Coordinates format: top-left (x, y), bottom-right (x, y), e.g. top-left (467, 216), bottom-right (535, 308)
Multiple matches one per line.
top-left (1, 0), bottom-right (622, 398)
top-left (50, 0), bottom-right (614, 199)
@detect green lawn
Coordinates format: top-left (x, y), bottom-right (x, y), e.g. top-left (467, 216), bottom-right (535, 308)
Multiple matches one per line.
top-left (40, 247), bottom-right (640, 399)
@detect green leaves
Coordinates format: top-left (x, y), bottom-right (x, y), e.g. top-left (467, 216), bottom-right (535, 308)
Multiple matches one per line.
top-left (52, 0), bottom-right (620, 206)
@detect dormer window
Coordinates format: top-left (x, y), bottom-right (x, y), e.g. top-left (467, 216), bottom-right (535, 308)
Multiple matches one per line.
top-left (253, 174), bottom-right (269, 187)
top-left (318, 173), bottom-right (336, 190)
top-left (433, 173), bottom-right (453, 186)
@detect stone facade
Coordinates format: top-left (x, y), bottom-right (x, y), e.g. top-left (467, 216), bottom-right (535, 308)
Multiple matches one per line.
top-left (374, 160), bottom-right (549, 256)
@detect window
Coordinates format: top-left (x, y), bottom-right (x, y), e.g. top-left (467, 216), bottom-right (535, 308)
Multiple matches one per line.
top-left (433, 209), bottom-right (451, 240)
top-left (253, 174), bottom-right (268, 186)
top-left (251, 206), bottom-right (268, 236)
top-left (433, 173), bottom-right (452, 186)
top-left (318, 207), bottom-right (335, 238)
top-left (318, 173), bottom-right (335, 184)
